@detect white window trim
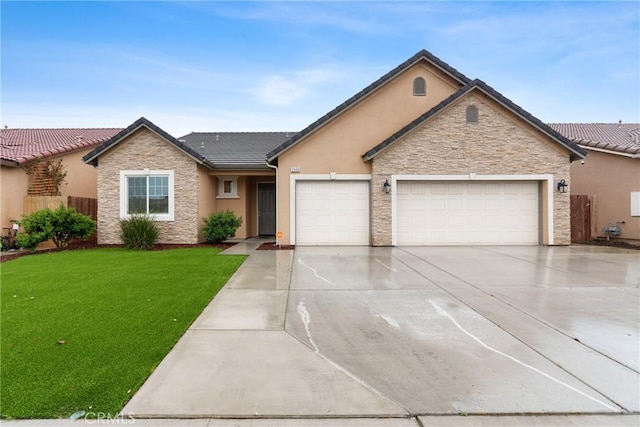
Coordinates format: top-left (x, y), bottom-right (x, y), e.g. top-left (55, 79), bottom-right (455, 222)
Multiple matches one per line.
top-left (119, 170), bottom-right (175, 221)
top-left (217, 176), bottom-right (239, 199)
top-left (390, 174), bottom-right (554, 246)
top-left (289, 174), bottom-right (372, 245)
top-left (631, 192), bottom-right (640, 217)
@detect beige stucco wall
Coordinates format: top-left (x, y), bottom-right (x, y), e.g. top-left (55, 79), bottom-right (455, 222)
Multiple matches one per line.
top-left (0, 148), bottom-right (97, 230)
top-left (60, 149), bottom-right (99, 198)
top-left (370, 92), bottom-right (571, 246)
top-left (197, 166), bottom-right (217, 242)
top-left (96, 128), bottom-right (199, 244)
top-left (214, 176), bottom-right (249, 239)
top-left (571, 150), bottom-right (640, 240)
top-left (0, 166), bottom-right (29, 228)
top-left (276, 62), bottom-right (463, 245)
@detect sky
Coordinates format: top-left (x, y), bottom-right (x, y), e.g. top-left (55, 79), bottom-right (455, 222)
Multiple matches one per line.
top-left (1, 1), bottom-right (639, 137)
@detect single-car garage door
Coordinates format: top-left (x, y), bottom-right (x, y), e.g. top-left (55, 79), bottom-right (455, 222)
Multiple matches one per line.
top-left (296, 181), bottom-right (369, 245)
top-left (397, 181), bottom-right (539, 245)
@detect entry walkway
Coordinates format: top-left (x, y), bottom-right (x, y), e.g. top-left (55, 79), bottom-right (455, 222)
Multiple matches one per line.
top-left (121, 238), bottom-right (405, 420)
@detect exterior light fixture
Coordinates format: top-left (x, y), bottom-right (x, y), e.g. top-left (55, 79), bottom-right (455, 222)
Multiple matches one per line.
top-left (557, 179), bottom-right (568, 193)
top-left (383, 179), bottom-right (391, 194)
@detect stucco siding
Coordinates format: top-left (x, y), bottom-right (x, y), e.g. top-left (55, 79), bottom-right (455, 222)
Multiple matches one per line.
top-left (197, 166), bottom-right (217, 242)
top-left (571, 150), bottom-right (640, 240)
top-left (1, 148), bottom-right (97, 229)
top-left (0, 166), bottom-right (29, 228)
top-left (96, 128), bottom-right (199, 244)
top-left (276, 62), bottom-right (463, 245)
top-left (370, 92), bottom-right (571, 246)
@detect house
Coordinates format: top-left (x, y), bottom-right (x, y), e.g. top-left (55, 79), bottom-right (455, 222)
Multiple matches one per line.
top-left (549, 123), bottom-right (640, 241)
top-left (84, 50), bottom-right (586, 247)
top-left (0, 128), bottom-right (121, 230)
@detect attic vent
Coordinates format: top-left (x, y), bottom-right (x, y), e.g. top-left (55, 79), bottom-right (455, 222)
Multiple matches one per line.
top-left (466, 105), bottom-right (479, 124)
top-left (413, 77), bottom-right (426, 96)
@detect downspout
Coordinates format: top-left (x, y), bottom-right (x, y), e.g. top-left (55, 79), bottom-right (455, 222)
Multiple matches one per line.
top-left (265, 160), bottom-right (279, 246)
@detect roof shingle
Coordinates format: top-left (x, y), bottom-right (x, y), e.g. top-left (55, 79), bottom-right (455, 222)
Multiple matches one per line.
top-left (180, 132), bottom-right (295, 169)
top-left (0, 128), bottom-right (122, 166)
top-left (548, 123), bottom-right (640, 155)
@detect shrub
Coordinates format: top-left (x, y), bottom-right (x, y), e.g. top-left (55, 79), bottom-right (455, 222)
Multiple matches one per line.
top-left (203, 211), bottom-right (243, 243)
top-left (17, 205), bottom-right (96, 251)
top-left (119, 214), bottom-right (159, 250)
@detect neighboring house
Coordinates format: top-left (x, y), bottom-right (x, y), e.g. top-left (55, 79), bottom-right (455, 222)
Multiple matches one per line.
top-left (84, 50), bottom-right (586, 247)
top-left (0, 128), bottom-right (121, 229)
top-left (549, 123), bottom-right (640, 241)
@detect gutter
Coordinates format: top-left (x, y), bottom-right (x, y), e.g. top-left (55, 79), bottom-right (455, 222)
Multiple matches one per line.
top-left (265, 160), bottom-right (280, 246)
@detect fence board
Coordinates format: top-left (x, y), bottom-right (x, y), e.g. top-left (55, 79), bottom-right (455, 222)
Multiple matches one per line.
top-left (23, 196), bottom-right (65, 215)
top-left (570, 194), bottom-right (592, 243)
top-left (67, 196), bottom-right (98, 245)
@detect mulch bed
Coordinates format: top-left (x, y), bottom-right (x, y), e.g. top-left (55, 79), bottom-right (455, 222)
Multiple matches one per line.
top-left (0, 242), bottom-right (237, 263)
top-left (256, 242), bottom-right (295, 250)
top-left (580, 238), bottom-right (640, 251)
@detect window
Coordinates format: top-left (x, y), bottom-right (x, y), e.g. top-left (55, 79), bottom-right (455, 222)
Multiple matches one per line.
top-left (466, 105), bottom-right (479, 123)
top-left (217, 176), bottom-right (239, 199)
top-left (631, 192), bottom-right (640, 217)
top-left (413, 77), bottom-right (426, 96)
top-left (120, 170), bottom-right (174, 221)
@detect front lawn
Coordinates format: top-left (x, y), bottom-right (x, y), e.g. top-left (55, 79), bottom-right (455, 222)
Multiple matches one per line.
top-left (0, 248), bottom-right (246, 419)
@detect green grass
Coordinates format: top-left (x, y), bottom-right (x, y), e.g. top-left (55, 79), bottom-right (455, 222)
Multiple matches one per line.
top-left (0, 248), bottom-right (246, 419)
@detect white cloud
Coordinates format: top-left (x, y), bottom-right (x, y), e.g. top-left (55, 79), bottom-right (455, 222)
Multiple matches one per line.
top-left (254, 67), bottom-right (345, 107)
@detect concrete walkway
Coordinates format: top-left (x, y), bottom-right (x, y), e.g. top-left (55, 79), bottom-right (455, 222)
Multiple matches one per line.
top-left (122, 238), bottom-right (405, 421)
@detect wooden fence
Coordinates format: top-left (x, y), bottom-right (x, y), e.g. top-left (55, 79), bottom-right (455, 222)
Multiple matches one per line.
top-left (22, 195), bottom-right (98, 246)
top-left (67, 196), bottom-right (98, 245)
top-left (23, 196), bottom-right (65, 215)
top-left (570, 194), bottom-right (595, 243)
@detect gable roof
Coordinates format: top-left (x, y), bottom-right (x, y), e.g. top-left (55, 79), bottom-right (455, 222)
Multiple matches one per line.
top-left (180, 132), bottom-right (295, 169)
top-left (83, 117), bottom-right (215, 168)
top-left (548, 123), bottom-right (640, 156)
top-left (266, 49), bottom-right (472, 162)
top-left (362, 79), bottom-right (587, 162)
top-left (0, 127), bottom-right (121, 167)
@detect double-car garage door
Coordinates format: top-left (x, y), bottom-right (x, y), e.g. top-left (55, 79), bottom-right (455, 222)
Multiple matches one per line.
top-left (397, 181), bottom-right (539, 245)
top-left (294, 180), bottom-right (539, 246)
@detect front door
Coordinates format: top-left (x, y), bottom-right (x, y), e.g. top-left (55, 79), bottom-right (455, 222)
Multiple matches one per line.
top-left (258, 183), bottom-right (276, 236)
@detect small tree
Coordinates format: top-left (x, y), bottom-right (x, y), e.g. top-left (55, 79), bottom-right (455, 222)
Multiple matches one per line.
top-left (202, 211), bottom-right (243, 244)
top-left (17, 204), bottom-right (96, 251)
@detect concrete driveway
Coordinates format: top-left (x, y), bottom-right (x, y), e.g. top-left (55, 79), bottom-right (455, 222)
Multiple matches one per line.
top-left (287, 246), bottom-right (639, 416)
top-left (122, 242), bottom-right (639, 425)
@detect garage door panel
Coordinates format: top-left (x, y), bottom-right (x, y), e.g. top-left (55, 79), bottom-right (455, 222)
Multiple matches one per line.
top-left (397, 181), bottom-right (539, 246)
top-left (296, 181), bottom-right (370, 246)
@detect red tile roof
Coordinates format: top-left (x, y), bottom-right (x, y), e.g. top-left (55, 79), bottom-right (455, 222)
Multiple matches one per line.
top-left (548, 123), bottom-right (640, 155)
top-left (0, 128), bottom-right (122, 166)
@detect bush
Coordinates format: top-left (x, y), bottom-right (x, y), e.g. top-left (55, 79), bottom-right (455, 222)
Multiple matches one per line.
top-left (17, 205), bottom-right (96, 251)
top-left (203, 211), bottom-right (243, 243)
top-left (119, 214), bottom-right (159, 250)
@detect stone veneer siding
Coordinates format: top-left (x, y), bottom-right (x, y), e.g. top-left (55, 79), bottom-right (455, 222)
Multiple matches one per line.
top-left (370, 93), bottom-right (571, 246)
top-left (96, 128), bottom-right (199, 244)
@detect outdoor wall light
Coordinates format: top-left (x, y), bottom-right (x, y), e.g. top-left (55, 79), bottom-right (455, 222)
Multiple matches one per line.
top-left (557, 179), bottom-right (568, 193)
top-left (382, 179), bottom-right (391, 194)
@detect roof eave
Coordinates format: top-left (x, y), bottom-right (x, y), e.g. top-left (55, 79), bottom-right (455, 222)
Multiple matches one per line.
top-left (471, 85), bottom-right (587, 161)
top-left (267, 49), bottom-right (472, 162)
top-left (363, 80), bottom-right (588, 162)
top-left (0, 159), bottom-right (19, 167)
top-left (83, 117), bottom-right (216, 169)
